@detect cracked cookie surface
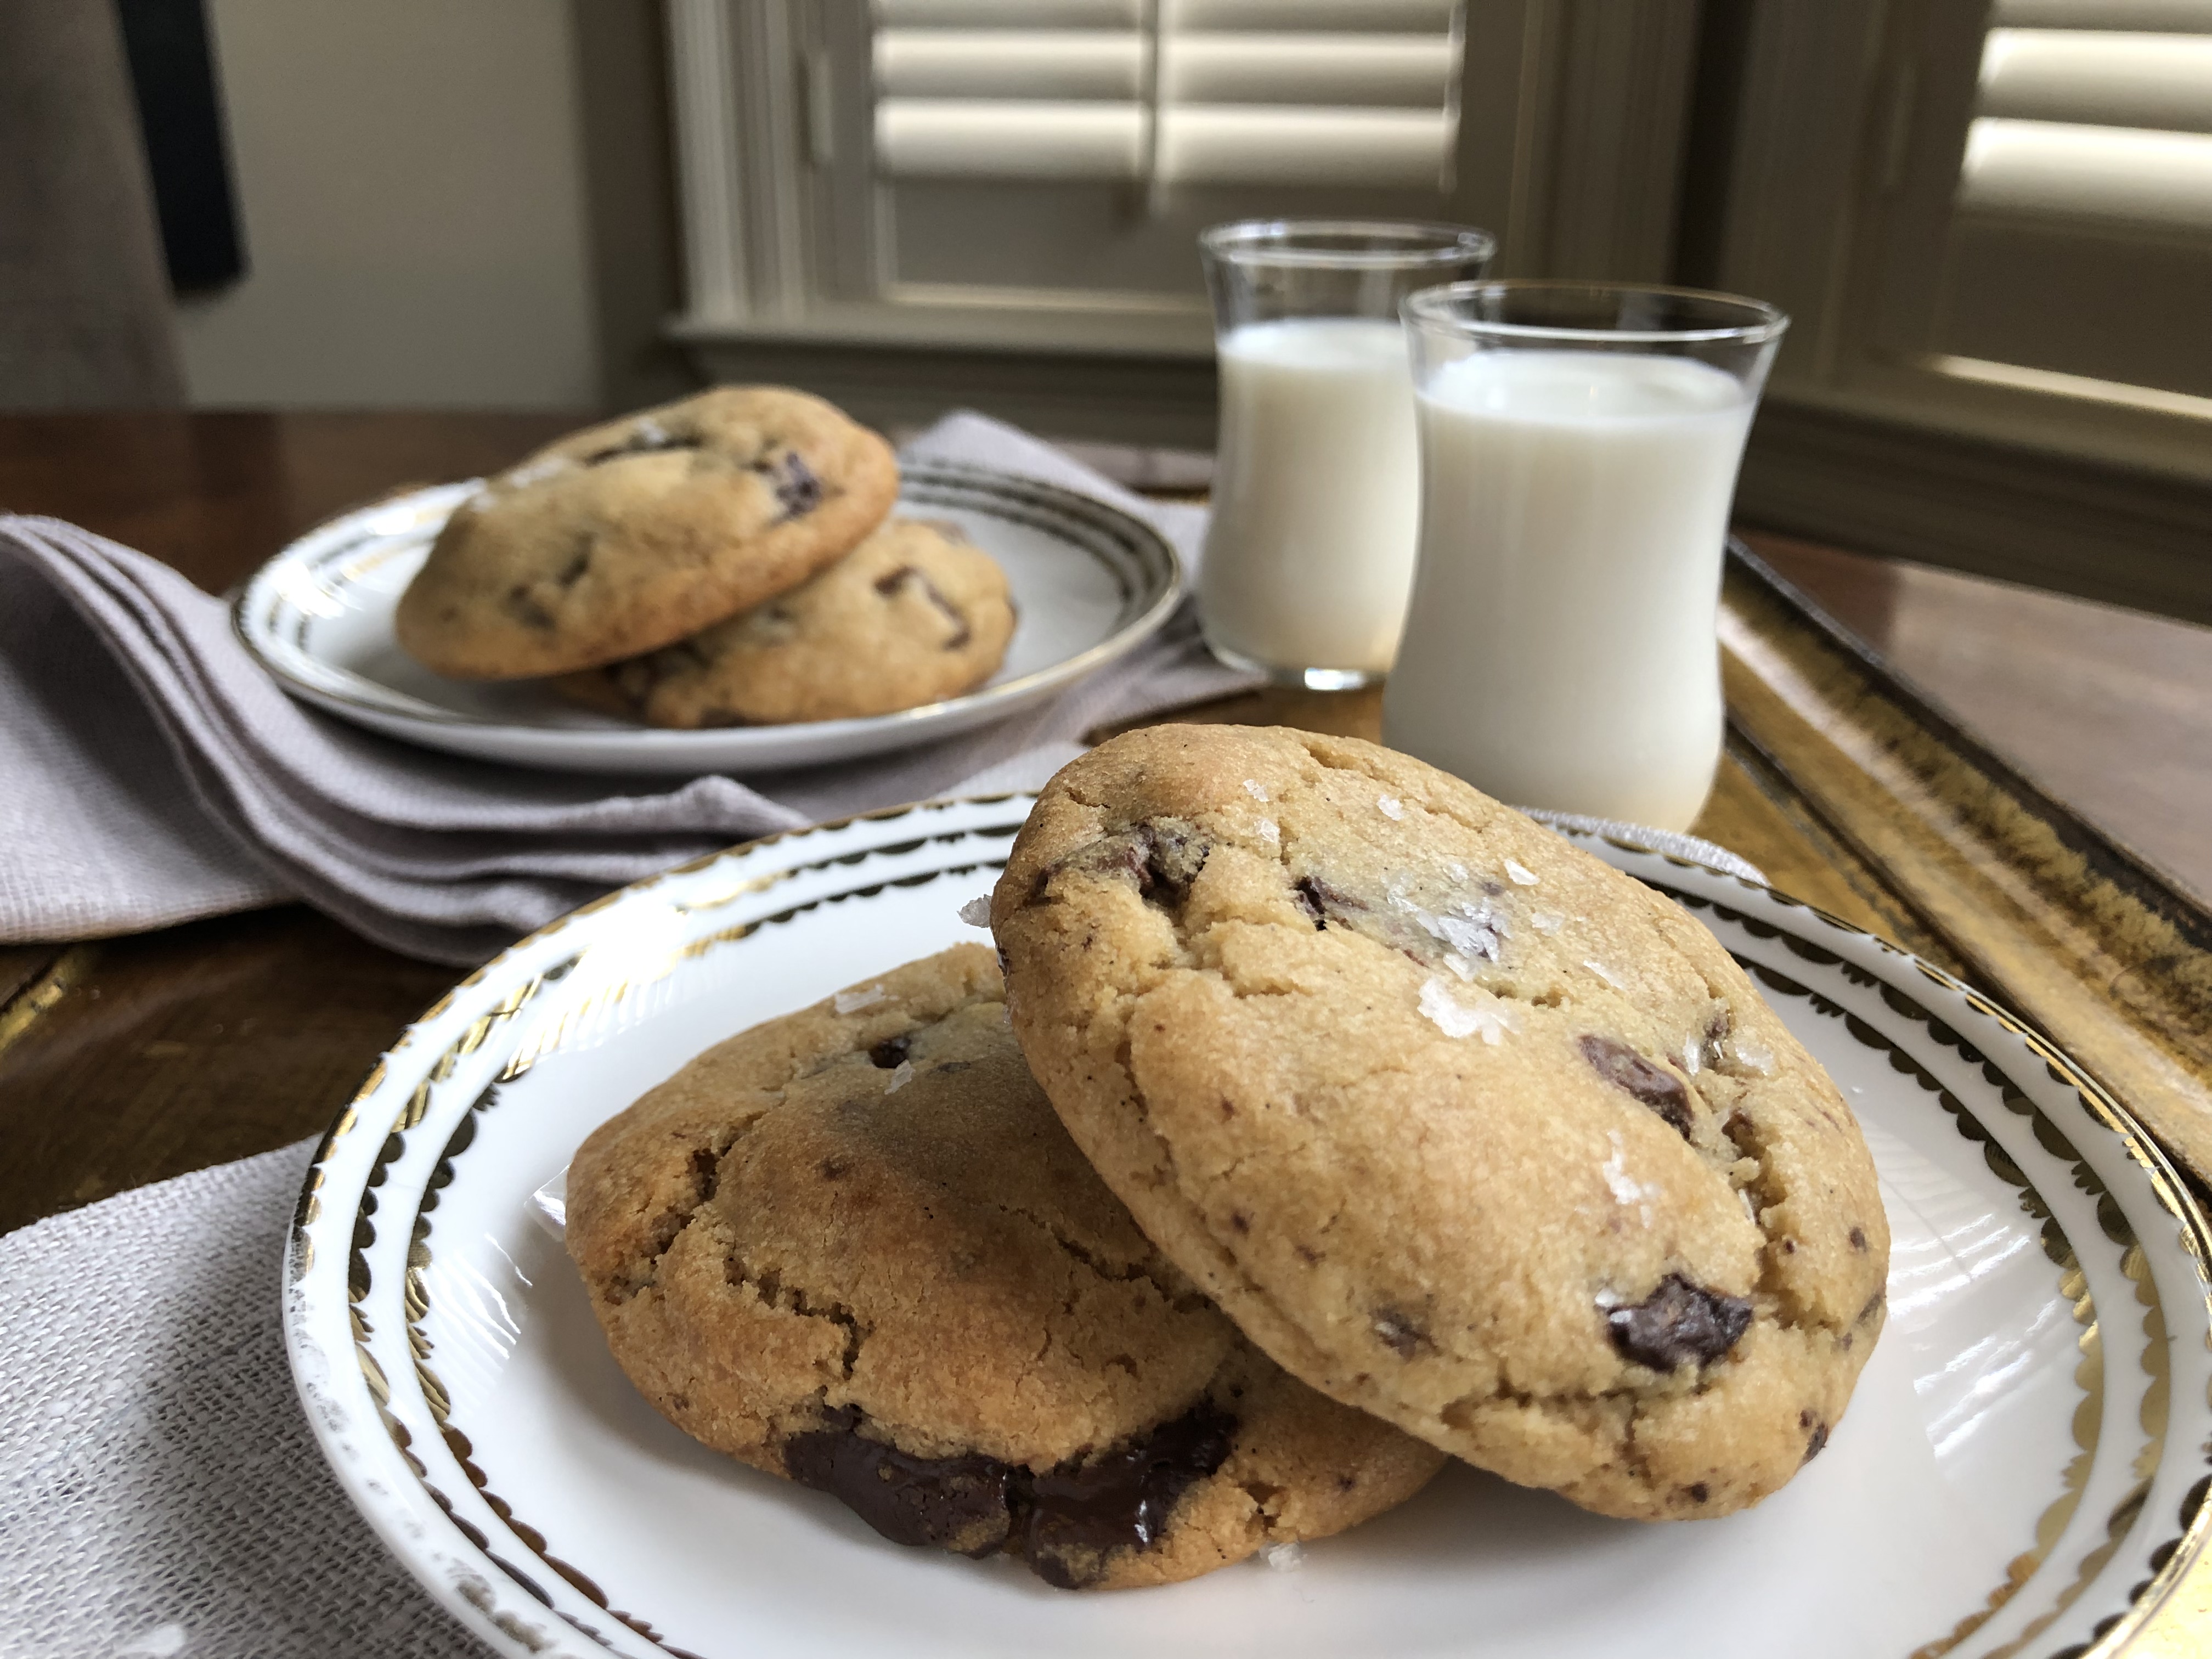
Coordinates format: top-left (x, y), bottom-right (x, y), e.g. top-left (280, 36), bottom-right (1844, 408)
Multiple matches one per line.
top-left (395, 386), bottom-right (897, 679)
top-left (564, 944), bottom-right (1443, 1588)
top-left (554, 517), bottom-right (1015, 727)
top-left (990, 727), bottom-right (1889, 1521)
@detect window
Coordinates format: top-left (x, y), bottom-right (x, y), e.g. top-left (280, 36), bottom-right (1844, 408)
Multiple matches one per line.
top-left (1697, 0), bottom-right (2212, 621)
top-left (1943, 1), bottom-right (2212, 401)
top-left (664, 0), bottom-right (1706, 440)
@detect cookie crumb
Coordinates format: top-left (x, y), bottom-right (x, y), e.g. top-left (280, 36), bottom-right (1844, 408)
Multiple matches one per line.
top-left (1377, 795), bottom-right (1405, 820)
top-left (834, 985), bottom-right (885, 1014)
top-left (957, 896), bottom-right (992, 928)
top-left (1244, 779), bottom-right (1269, 802)
top-left (1260, 1540), bottom-right (1306, 1571)
top-left (1504, 859), bottom-right (1539, 885)
top-left (884, 1059), bottom-right (917, 1094)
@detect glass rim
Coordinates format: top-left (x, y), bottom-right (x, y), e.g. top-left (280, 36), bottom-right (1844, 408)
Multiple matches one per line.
top-left (1402, 280), bottom-right (1790, 346)
top-left (1200, 218), bottom-right (1498, 270)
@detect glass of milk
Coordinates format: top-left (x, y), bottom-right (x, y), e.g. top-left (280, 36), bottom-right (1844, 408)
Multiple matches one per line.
top-left (1382, 282), bottom-right (1787, 832)
top-left (1198, 220), bottom-right (1496, 690)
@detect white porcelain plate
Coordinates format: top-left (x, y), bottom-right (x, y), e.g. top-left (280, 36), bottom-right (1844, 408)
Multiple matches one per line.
top-left (284, 800), bottom-right (2212, 1659)
top-left (235, 464), bottom-right (1183, 775)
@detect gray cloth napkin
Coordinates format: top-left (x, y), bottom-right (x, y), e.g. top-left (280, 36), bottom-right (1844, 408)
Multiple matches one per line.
top-left (0, 1136), bottom-right (489, 1659)
top-left (0, 413), bottom-right (1262, 965)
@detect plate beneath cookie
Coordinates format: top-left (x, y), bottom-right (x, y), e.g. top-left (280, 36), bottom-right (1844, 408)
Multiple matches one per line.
top-left (284, 799), bottom-right (2212, 1659)
top-left (234, 462), bottom-right (1183, 775)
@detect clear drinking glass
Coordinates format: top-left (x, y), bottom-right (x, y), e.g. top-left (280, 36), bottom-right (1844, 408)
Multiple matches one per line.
top-left (1198, 220), bottom-right (1496, 690)
top-left (1381, 282), bottom-right (1787, 831)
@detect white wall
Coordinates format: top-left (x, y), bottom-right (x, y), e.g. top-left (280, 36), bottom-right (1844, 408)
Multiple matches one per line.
top-left (177, 0), bottom-right (601, 409)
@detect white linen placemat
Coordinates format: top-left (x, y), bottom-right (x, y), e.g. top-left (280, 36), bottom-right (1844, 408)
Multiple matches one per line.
top-left (0, 413), bottom-right (1259, 966)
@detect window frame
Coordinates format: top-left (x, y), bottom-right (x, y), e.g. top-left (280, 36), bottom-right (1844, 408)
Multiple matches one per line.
top-left (1710, 0), bottom-right (2212, 485)
top-left (662, 0), bottom-right (1705, 362)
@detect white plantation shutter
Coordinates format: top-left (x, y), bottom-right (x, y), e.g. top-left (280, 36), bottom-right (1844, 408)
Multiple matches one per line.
top-left (871, 0), bottom-right (1460, 192)
top-left (1959, 0), bottom-right (2212, 237)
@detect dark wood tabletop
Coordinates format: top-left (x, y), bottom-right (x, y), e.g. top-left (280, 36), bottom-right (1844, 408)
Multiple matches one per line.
top-left (4, 409), bottom-right (2210, 1239)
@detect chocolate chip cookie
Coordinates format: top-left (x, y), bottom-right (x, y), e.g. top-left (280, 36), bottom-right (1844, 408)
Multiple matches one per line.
top-left (395, 387), bottom-right (898, 679)
top-left (555, 517), bottom-right (1015, 727)
top-left (565, 945), bottom-right (1443, 1589)
top-left (990, 726), bottom-right (1889, 1522)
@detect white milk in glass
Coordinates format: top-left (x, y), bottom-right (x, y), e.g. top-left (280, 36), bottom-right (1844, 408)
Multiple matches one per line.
top-left (1201, 318), bottom-right (1420, 676)
top-left (1381, 350), bottom-right (1755, 831)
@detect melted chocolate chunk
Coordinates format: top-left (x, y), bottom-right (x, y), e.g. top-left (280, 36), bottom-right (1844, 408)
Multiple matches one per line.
top-left (503, 584), bottom-right (555, 630)
top-left (1848, 1225), bottom-right (1869, 1251)
top-left (1068, 820), bottom-right (1211, 909)
top-left (781, 1401), bottom-right (1238, 1588)
top-left (758, 450), bottom-right (824, 520)
top-left (1605, 1274), bottom-right (1752, 1371)
top-left (1370, 1307), bottom-right (1434, 1359)
top-left (1020, 1404), bottom-right (1236, 1588)
top-left (868, 1035), bottom-right (911, 1070)
top-left (1143, 819), bottom-right (1210, 904)
top-left (783, 1407), bottom-right (1013, 1558)
top-left (1802, 1421), bottom-right (1830, 1463)
top-left (873, 565), bottom-right (974, 649)
top-left (1578, 1034), bottom-right (1695, 1139)
top-left (1292, 875), bottom-right (1365, 930)
top-left (554, 539), bottom-right (594, 588)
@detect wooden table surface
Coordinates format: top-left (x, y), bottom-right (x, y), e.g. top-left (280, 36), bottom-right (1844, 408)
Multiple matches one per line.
top-left (3, 409), bottom-right (2209, 1238)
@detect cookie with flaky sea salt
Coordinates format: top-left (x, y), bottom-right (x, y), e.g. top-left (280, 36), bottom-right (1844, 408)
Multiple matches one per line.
top-left (990, 725), bottom-right (1889, 1522)
top-left (554, 517), bottom-right (1015, 727)
top-left (394, 386), bottom-right (898, 679)
top-left (565, 945), bottom-right (1442, 1589)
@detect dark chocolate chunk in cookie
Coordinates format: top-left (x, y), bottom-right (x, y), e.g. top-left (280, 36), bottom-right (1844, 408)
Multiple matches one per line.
top-left (1579, 1034), bottom-right (1695, 1138)
top-left (783, 1406), bottom-right (1013, 1558)
top-left (759, 450), bottom-right (825, 520)
top-left (1022, 1403), bottom-right (1237, 1588)
top-left (1605, 1274), bottom-right (1753, 1370)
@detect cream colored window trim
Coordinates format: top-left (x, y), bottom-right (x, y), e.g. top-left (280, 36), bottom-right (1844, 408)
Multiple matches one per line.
top-left (663, 0), bottom-right (1705, 362)
top-left (1711, 0), bottom-right (2212, 490)
top-left (1703, 0), bottom-right (2212, 621)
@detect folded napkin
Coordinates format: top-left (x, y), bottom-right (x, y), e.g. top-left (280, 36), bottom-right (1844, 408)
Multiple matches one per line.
top-left (0, 1137), bottom-right (484, 1658)
top-left (0, 414), bottom-right (1262, 965)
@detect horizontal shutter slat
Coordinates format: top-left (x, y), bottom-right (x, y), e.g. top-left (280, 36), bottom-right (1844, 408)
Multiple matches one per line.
top-left (874, 31), bottom-right (1143, 100)
top-left (1959, 117), bottom-right (2212, 235)
top-left (1163, 35), bottom-right (1452, 106)
top-left (1158, 105), bottom-right (1449, 188)
top-left (872, 0), bottom-right (1139, 26)
top-left (1165, 0), bottom-right (1455, 30)
top-left (1988, 0), bottom-right (2212, 32)
top-left (875, 99), bottom-right (1144, 179)
top-left (1979, 30), bottom-right (2212, 133)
